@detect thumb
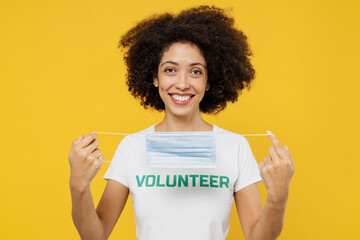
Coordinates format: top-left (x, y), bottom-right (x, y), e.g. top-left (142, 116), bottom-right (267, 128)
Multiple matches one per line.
top-left (76, 134), bottom-right (83, 142)
top-left (284, 145), bottom-right (288, 151)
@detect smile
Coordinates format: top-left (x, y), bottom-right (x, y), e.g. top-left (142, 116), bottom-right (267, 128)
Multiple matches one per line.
top-left (169, 94), bottom-right (194, 105)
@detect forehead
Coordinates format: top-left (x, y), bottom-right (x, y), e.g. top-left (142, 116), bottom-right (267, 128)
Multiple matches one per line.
top-left (160, 42), bottom-right (206, 64)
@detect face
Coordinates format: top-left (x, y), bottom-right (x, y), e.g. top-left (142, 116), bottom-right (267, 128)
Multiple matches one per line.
top-left (153, 42), bottom-right (209, 117)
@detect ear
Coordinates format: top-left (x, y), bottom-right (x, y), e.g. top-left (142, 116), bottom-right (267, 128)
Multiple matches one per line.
top-left (153, 76), bottom-right (159, 87)
top-left (205, 82), bottom-right (210, 91)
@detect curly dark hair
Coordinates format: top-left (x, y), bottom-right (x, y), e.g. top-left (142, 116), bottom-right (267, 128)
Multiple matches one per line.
top-left (118, 5), bottom-right (256, 114)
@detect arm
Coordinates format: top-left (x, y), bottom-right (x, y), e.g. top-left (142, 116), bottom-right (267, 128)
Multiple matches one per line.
top-left (70, 180), bottom-right (129, 240)
top-left (249, 195), bottom-right (287, 240)
top-left (236, 130), bottom-right (295, 240)
top-left (234, 183), bottom-right (262, 240)
top-left (70, 183), bottom-right (105, 240)
top-left (234, 184), bottom-right (287, 240)
top-left (96, 180), bottom-right (129, 239)
top-left (68, 133), bottom-right (129, 240)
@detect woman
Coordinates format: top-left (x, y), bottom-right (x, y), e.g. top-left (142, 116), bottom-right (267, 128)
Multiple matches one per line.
top-left (68, 5), bottom-right (295, 240)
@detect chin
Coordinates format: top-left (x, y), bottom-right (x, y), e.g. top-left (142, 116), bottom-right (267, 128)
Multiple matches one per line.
top-left (166, 107), bottom-right (195, 117)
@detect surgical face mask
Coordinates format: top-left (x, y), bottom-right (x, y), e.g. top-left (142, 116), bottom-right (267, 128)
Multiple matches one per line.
top-left (95, 130), bottom-right (274, 164)
top-left (145, 131), bottom-right (216, 168)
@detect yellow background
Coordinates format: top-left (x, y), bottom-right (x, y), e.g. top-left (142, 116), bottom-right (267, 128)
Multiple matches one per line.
top-left (1, 0), bottom-right (359, 239)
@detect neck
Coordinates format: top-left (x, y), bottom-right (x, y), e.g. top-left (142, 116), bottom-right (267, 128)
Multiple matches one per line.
top-left (155, 109), bottom-right (212, 132)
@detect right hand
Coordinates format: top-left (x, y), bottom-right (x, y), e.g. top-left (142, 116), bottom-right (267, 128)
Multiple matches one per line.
top-left (68, 132), bottom-right (106, 192)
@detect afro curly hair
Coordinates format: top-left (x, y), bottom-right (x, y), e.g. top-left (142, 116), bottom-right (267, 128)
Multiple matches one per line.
top-left (119, 5), bottom-right (256, 114)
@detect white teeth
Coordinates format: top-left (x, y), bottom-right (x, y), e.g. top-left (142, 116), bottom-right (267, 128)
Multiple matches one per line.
top-left (172, 94), bottom-right (191, 101)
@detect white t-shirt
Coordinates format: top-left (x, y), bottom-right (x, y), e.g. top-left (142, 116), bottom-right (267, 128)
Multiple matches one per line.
top-left (104, 124), bottom-right (262, 240)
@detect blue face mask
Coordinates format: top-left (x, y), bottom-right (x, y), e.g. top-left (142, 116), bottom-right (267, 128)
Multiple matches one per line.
top-left (146, 131), bottom-right (216, 168)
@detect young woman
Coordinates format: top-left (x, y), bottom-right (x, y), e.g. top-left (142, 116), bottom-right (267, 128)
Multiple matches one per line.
top-left (68, 5), bottom-right (295, 240)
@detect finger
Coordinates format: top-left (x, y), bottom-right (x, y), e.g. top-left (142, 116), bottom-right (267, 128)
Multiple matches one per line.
top-left (95, 155), bottom-right (106, 165)
top-left (284, 145), bottom-right (294, 166)
top-left (75, 134), bottom-right (83, 142)
top-left (87, 154), bottom-right (96, 162)
top-left (268, 146), bottom-right (281, 164)
top-left (92, 149), bottom-right (102, 159)
top-left (85, 138), bottom-right (100, 153)
top-left (98, 155), bottom-right (105, 164)
top-left (71, 134), bottom-right (83, 148)
top-left (258, 161), bottom-right (264, 171)
top-left (284, 145), bottom-right (293, 159)
top-left (78, 132), bottom-right (97, 148)
top-left (266, 130), bottom-right (288, 161)
top-left (264, 155), bottom-right (271, 165)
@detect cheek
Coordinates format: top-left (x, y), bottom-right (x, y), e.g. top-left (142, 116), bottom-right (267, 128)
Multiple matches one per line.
top-left (159, 77), bottom-right (173, 91)
top-left (157, 83), bottom-right (170, 101)
top-left (159, 84), bottom-right (170, 95)
top-left (158, 87), bottom-right (166, 99)
top-left (195, 79), bottom-right (208, 92)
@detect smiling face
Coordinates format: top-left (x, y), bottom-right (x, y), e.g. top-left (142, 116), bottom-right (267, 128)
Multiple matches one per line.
top-left (153, 42), bottom-right (209, 118)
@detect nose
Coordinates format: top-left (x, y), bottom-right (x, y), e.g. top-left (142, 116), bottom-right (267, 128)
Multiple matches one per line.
top-left (175, 71), bottom-right (190, 90)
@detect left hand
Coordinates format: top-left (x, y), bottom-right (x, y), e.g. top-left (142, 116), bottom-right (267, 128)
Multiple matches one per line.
top-left (258, 130), bottom-right (295, 204)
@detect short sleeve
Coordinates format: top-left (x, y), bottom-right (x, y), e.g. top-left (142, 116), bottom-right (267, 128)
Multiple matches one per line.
top-left (103, 137), bottom-right (129, 187)
top-left (234, 137), bottom-right (263, 192)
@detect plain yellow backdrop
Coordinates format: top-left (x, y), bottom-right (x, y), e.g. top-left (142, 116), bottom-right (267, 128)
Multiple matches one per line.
top-left (0, 0), bottom-right (359, 239)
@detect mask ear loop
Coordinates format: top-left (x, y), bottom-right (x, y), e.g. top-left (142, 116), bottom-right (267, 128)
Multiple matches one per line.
top-left (95, 132), bottom-right (130, 135)
top-left (94, 131), bottom-right (275, 162)
top-left (94, 132), bottom-right (129, 162)
top-left (94, 131), bottom-right (274, 136)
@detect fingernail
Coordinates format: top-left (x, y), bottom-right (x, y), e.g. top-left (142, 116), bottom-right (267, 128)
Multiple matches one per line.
top-left (267, 130), bottom-right (274, 136)
top-left (78, 134), bottom-right (83, 140)
top-left (284, 145), bottom-right (288, 151)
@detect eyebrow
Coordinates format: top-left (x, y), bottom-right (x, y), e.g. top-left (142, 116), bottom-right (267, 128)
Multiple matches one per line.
top-left (160, 61), bottom-right (207, 69)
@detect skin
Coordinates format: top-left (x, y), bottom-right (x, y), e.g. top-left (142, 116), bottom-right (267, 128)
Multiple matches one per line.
top-left (69, 133), bottom-right (127, 240)
top-left (68, 42), bottom-right (295, 240)
top-left (235, 133), bottom-right (295, 240)
top-left (153, 42), bottom-right (211, 132)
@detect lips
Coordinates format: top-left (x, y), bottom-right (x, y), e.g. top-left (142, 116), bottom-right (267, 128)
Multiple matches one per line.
top-left (169, 93), bottom-right (194, 105)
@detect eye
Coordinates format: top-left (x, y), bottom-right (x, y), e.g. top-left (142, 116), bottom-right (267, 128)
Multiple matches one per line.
top-left (164, 68), bottom-right (175, 73)
top-left (191, 69), bottom-right (202, 75)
